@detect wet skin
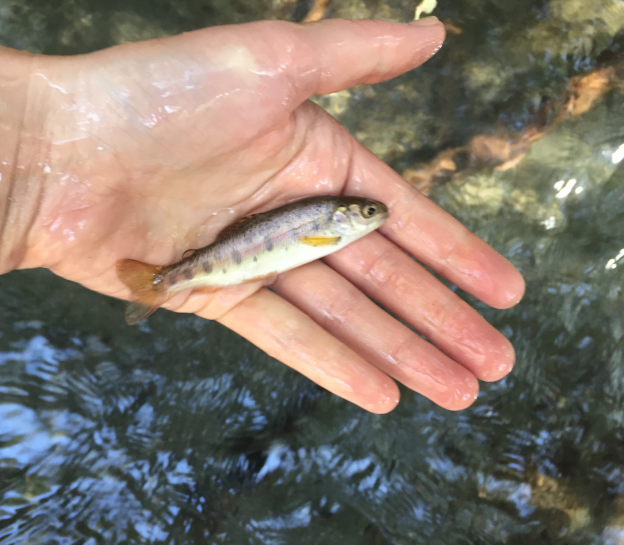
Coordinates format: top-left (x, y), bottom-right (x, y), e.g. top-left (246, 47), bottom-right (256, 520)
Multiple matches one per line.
top-left (0, 17), bottom-right (525, 413)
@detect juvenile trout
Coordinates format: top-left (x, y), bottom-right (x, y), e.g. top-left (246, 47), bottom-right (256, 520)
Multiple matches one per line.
top-left (116, 195), bottom-right (388, 324)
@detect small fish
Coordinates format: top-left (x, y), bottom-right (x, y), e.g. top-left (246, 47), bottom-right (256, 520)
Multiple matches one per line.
top-left (116, 195), bottom-right (389, 324)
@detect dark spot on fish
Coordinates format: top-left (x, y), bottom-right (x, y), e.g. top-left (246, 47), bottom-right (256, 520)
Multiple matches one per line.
top-left (232, 250), bottom-right (242, 264)
top-left (183, 267), bottom-right (194, 280)
top-left (253, 256), bottom-right (258, 263)
top-left (203, 261), bottom-right (213, 274)
top-left (312, 220), bottom-right (321, 232)
top-left (222, 268), bottom-right (227, 274)
top-left (265, 239), bottom-right (274, 252)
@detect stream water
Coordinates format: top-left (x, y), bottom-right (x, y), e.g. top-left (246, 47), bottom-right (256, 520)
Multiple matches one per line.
top-left (2, 1), bottom-right (624, 543)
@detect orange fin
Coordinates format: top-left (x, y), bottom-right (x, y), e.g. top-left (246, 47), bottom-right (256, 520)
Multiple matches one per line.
top-left (182, 248), bottom-right (197, 259)
top-left (116, 259), bottom-right (167, 325)
top-left (125, 301), bottom-right (160, 325)
top-left (193, 286), bottom-right (221, 295)
top-left (194, 275), bottom-right (273, 293)
top-left (299, 236), bottom-right (342, 247)
top-left (217, 213), bottom-right (259, 239)
top-left (242, 272), bottom-right (276, 284)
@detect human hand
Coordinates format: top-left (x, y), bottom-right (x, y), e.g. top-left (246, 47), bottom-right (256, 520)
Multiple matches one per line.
top-left (3, 17), bottom-right (524, 413)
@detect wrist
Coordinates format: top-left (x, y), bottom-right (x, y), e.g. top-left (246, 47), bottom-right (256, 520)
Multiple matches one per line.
top-left (0, 46), bottom-right (42, 274)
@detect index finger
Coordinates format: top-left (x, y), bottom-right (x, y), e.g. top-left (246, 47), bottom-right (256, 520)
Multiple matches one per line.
top-left (346, 144), bottom-right (525, 309)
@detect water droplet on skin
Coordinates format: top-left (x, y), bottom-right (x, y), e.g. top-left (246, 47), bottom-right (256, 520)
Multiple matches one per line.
top-left (35, 73), bottom-right (68, 94)
top-left (49, 217), bottom-right (62, 232)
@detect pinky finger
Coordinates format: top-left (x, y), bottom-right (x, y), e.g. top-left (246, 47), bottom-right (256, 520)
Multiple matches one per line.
top-left (212, 288), bottom-right (400, 413)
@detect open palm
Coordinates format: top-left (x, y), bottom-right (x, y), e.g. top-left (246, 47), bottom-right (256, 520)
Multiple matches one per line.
top-left (12, 18), bottom-right (524, 413)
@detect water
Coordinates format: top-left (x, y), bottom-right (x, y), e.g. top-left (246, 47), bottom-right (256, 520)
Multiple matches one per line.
top-left (2, 0), bottom-right (624, 543)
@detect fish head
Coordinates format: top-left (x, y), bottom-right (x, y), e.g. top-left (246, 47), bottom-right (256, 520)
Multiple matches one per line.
top-left (331, 197), bottom-right (389, 236)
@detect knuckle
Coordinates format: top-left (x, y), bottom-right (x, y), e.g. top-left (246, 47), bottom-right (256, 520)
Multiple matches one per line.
top-left (422, 296), bottom-right (473, 347)
top-left (319, 283), bottom-right (360, 325)
top-left (439, 227), bottom-right (473, 265)
top-left (363, 247), bottom-right (402, 290)
top-left (386, 332), bottom-right (415, 367)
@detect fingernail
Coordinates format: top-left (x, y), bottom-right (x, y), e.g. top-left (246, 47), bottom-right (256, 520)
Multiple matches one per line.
top-left (409, 16), bottom-right (441, 27)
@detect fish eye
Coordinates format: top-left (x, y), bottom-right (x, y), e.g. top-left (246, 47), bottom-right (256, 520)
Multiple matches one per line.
top-left (362, 204), bottom-right (378, 218)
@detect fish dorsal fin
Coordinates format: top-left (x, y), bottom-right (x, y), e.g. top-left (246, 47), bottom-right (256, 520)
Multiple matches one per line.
top-left (182, 248), bottom-right (197, 259)
top-left (216, 213), bottom-right (259, 239)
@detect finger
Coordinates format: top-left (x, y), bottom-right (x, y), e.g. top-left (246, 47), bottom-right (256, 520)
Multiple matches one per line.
top-left (273, 261), bottom-right (479, 410)
top-left (324, 233), bottom-right (515, 382)
top-left (345, 143), bottom-right (526, 309)
top-left (172, 18), bottom-right (445, 102)
top-left (213, 288), bottom-right (400, 414)
top-left (291, 17), bottom-right (445, 98)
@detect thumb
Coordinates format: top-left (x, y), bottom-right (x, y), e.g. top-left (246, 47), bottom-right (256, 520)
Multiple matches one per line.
top-left (125, 17), bottom-right (445, 110)
top-left (68, 18), bottom-right (444, 152)
top-left (290, 17), bottom-right (445, 98)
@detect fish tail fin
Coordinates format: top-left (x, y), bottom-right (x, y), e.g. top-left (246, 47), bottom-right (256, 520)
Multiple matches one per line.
top-left (124, 300), bottom-right (160, 326)
top-left (116, 259), bottom-right (166, 325)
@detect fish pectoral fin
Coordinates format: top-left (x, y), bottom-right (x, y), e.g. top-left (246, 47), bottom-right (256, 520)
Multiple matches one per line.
top-left (299, 236), bottom-right (342, 247)
top-left (182, 248), bottom-right (197, 259)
